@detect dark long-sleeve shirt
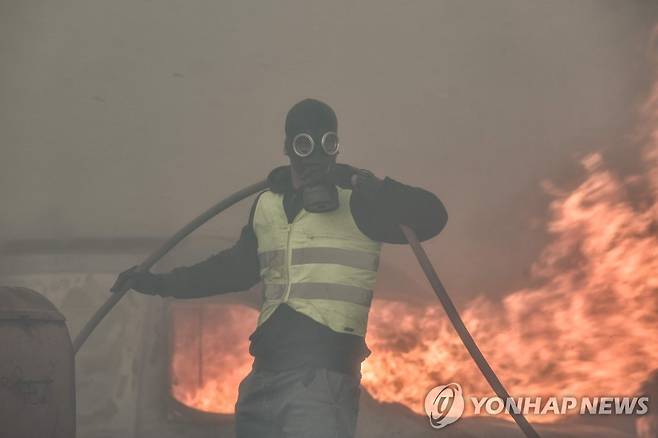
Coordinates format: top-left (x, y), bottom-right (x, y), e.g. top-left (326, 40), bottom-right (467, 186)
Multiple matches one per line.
top-left (154, 166), bottom-right (447, 375)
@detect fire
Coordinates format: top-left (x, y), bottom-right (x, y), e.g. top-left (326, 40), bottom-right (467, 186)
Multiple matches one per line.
top-left (170, 302), bottom-right (257, 414)
top-left (362, 61), bottom-right (658, 420)
top-left (170, 32), bottom-right (658, 418)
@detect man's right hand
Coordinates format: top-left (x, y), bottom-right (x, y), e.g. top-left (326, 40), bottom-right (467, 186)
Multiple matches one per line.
top-left (331, 163), bottom-right (359, 187)
top-left (110, 265), bottom-right (161, 295)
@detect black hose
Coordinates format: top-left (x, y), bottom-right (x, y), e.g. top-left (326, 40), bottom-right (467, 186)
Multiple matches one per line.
top-left (72, 179), bottom-right (540, 438)
top-left (399, 224), bottom-right (540, 438)
top-left (72, 180), bottom-right (269, 354)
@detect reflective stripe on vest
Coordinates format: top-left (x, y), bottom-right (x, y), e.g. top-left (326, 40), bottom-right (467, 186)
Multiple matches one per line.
top-left (259, 247), bottom-right (380, 272)
top-left (253, 186), bottom-right (381, 336)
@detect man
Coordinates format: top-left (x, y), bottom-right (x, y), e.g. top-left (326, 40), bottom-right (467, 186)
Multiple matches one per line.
top-left (112, 98), bottom-right (448, 438)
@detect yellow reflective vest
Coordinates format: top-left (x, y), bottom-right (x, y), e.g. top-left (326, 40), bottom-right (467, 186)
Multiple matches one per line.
top-left (252, 186), bottom-right (382, 337)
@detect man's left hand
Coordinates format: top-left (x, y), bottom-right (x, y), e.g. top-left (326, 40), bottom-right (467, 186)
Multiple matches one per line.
top-left (350, 169), bottom-right (385, 201)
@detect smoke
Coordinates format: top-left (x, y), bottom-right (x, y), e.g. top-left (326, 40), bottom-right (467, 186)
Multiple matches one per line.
top-left (1, 1), bottom-right (657, 303)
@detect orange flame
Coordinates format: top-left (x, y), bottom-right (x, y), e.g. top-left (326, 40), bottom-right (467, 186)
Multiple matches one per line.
top-left (362, 60), bottom-right (658, 421)
top-left (170, 303), bottom-right (257, 414)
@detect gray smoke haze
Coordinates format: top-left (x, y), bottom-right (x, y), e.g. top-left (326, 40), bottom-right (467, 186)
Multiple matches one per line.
top-left (2, 1), bottom-right (657, 303)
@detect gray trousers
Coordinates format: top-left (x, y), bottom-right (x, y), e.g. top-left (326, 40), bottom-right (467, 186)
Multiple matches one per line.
top-left (234, 366), bottom-right (362, 438)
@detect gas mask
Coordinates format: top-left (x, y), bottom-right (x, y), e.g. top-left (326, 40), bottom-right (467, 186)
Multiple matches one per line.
top-left (284, 99), bottom-right (341, 213)
top-left (289, 130), bottom-right (340, 213)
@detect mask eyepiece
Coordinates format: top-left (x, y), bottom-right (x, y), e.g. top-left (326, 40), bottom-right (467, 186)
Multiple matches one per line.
top-left (321, 132), bottom-right (339, 156)
top-left (291, 132), bottom-right (340, 158)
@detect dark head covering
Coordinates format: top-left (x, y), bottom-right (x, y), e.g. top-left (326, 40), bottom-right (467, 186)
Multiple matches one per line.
top-left (285, 98), bottom-right (337, 139)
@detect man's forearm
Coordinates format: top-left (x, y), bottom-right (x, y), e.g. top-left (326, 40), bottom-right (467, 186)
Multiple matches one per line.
top-left (155, 225), bottom-right (260, 298)
top-left (351, 176), bottom-right (448, 244)
top-left (383, 177), bottom-right (448, 238)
